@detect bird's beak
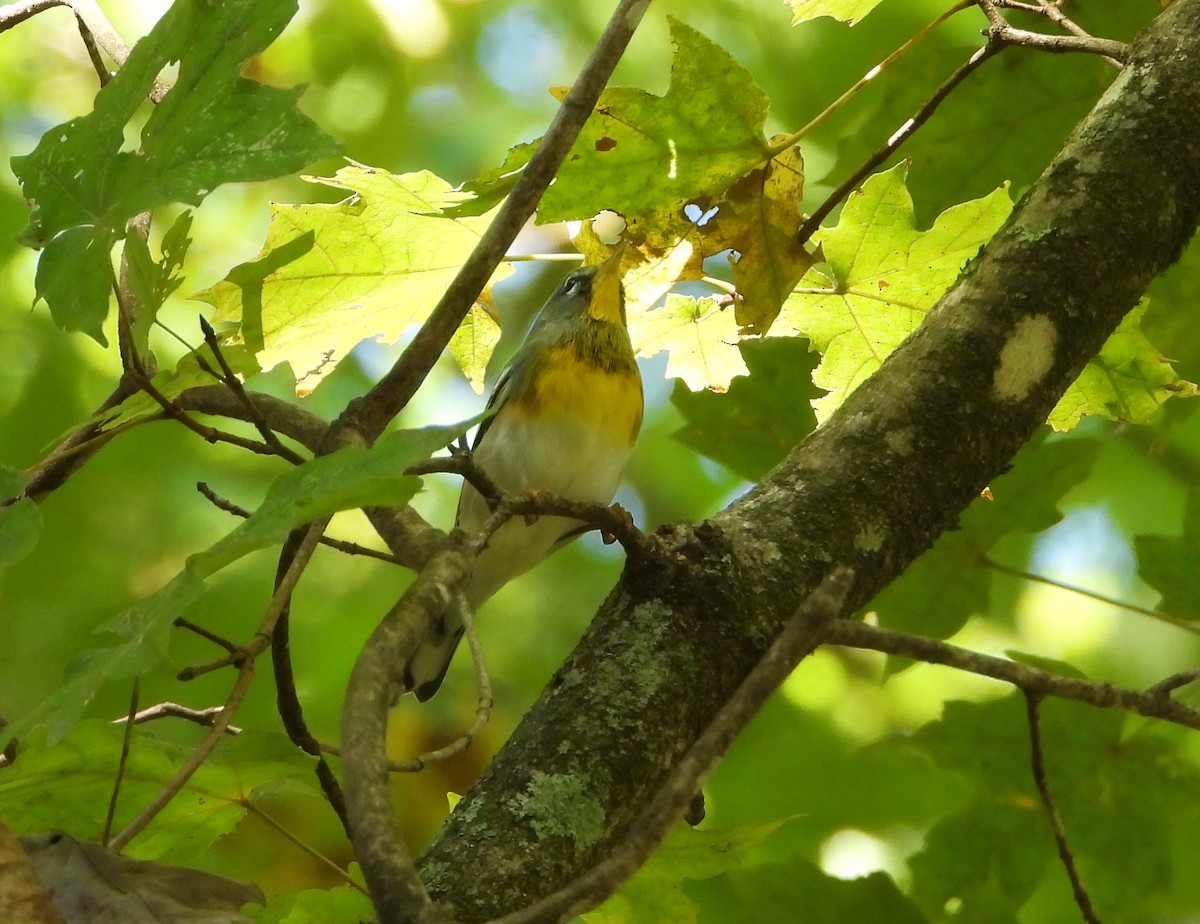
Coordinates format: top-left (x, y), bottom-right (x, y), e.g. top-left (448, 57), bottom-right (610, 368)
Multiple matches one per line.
top-left (587, 242), bottom-right (628, 324)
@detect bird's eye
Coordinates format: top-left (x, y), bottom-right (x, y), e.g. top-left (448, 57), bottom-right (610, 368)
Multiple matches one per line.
top-left (562, 273), bottom-right (584, 296)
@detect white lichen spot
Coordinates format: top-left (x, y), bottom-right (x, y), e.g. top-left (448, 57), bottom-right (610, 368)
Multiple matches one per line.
top-left (855, 522), bottom-right (887, 553)
top-left (993, 314), bottom-right (1057, 402)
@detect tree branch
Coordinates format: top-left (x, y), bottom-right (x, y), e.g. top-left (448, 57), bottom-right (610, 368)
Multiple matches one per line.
top-left (1024, 693), bottom-right (1100, 924)
top-left (822, 619), bottom-right (1200, 731)
top-left (419, 3), bottom-right (1200, 917)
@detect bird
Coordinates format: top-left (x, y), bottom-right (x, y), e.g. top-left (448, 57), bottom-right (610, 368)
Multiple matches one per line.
top-left (402, 244), bottom-right (643, 701)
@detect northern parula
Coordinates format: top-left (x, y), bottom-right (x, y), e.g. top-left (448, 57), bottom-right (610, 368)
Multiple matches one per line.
top-left (404, 245), bottom-right (643, 701)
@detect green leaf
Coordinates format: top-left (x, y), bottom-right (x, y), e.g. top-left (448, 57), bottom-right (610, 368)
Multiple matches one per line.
top-left (33, 227), bottom-right (117, 343)
top-left (774, 165), bottom-right (1012, 419)
top-left (4, 568), bottom-right (209, 744)
top-left (0, 497), bottom-right (43, 568)
top-left (898, 696), bottom-right (1193, 920)
top-left (586, 820), bottom-right (787, 924)
top-left (248, 886), bottom-right (375, 924)
top-left (0, 721), bottom-right (324, 866)
top-left (0, 466), bottom-right (41, 568)
top-left (450, 303), bottom-right (502, 394)
top-left (631, 294), bottom-right (747, 392)
top-left (11, 0), bottom-right (339, 341)
top-left (195, 165), bottom-right (509, 390)
top-left (123, 210), bottom-right (194, 355)
top-left (671, 337), bottom-right (820, 481)
top-left (697, 862), bottom-right (925, 924)
top-left (194, 418), bottom-right (477, 574)
top-left (786, 0), bottom-right (886, 26)
top-left (1135, 488), bottom-right (1200, 620)
top-left (8, 418), bottom-right (475, 744)
top-left (870, 433), bottom-right (1100, 638)
top-left (539, 18), bottom-right (770, 223)
top-left (1050, 302), bottom-right (1197, 431)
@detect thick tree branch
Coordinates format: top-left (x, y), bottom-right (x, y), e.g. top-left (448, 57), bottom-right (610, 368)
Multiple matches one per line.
top-left (419, 3), bottom-right (1200, 918)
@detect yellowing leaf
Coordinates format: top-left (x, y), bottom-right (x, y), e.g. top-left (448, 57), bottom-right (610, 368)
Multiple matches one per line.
top-left (706, 143), bottom-right (813, 333)
top-left (631, 295), bottom-right (747, 392)
top-left (450, 303), bottom-right (502, 394)
top-left (1050, 302), bottom-right (1198, 430)
top-left (194, 163), bottom-right (510, 390)
top-left (775, 165), bottom-right (1012, 419)
top-left (786, 0), bottom-right (886, 25)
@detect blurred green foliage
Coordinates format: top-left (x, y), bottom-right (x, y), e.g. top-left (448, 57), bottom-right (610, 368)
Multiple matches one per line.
top-left (2, 1), bottom-right (1199, 923)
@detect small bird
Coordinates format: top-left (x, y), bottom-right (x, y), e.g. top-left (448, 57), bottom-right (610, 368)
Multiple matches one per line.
top-left (403, 245), bottom-right (643, 701)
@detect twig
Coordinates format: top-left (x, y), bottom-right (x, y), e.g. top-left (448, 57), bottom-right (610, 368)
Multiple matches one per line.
top-left (769, 0), bottom-right (975, 153)
top-left (112, 702), bottom-right (242, 735)
top-left (108, 519), bottom-right (328, 851)
top-left (490, 567), bottom-right (855, 924)
top-left (173, 617), bottom-right (239, 655)
top-left (102, 680), bottom-right (138, 845)
top-left (798, 40), bottom-right (1000, 243)
top-left (196, 482), bottom-right (401, 563)
top-left (197, 317), bottom-right (306, 464)
top-left (822, 619), bottom-right (1200, 732)
top-left (1024, 693), bottom-right (1102, 923)
top-left (979, 0), bottom-right (1128, 62)
top-left (981, 556), bottom-right (1200, 637)
top-left (335, 0), bottom-right (653, 443)
top-left (271, 527), bottom-right (350, 834)
top-left (1147, 669), bottom-right (1200, 699)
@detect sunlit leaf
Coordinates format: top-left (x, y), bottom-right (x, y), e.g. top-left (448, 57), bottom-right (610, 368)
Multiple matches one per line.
top-left (195, 165), bottom-right (510, 391)
top-left (774, 164), bottom-right (1012, 420)
top-left (672, 337), bottom-right (820, 481)
top-left (631, 295), bottom-right (747, 392)
top-left (786, 0), bottom-right (887, 25)
top-left (540, 18), bottom-right (770, 223)
top-left (450, 303), bottom-right (502, 395)
top-left (1050, 302), bottom-right (1197, 431)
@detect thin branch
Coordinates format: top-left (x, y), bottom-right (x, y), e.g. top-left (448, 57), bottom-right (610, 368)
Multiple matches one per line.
top-left (197, 317), bottom-right (306, 465)
top-left (109, 520), bottom-right (328, 851)
top-left (822, 619), bottom-right (1200, 732)
top-left (769, 0), bottom-right (975, 153)
top-left (986, 20), bottom-right (1128, 60)
top-left (196, 482), bottom-right (401, 563)
top-left (177, 386), bottom-right (329, 453)
top-left (981, 556), bottom-right (1200, 637)
top-left (490, 567), bottom-right (854, 924)
top-left (1147, 669), bottom-right (1200, 699)
top-left (102, 681), bottom-right (139, 845)
top-left (335, 0), bottom-right (653, 443)
top-left (1024, 693), bottom-right (1102, 924)
top-left (112, 702), bottom-right (242, 735)
top-left (271, 527), bottom-right (350, 834)
top-left (798, 40), bottom-right (1001, 244)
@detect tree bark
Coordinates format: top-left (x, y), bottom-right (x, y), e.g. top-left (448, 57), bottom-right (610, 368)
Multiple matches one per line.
top-left (419, 2), bottom-right (1200, 918)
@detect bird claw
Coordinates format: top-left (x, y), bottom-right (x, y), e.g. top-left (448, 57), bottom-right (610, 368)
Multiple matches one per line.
top-left (522, 488), bottom-right (553, 525)
top-left (601, 503), bottom-right (633, 544)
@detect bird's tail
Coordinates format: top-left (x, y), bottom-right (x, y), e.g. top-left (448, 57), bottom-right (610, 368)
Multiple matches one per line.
top-left (401, 609), bottom-right (465, 702)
